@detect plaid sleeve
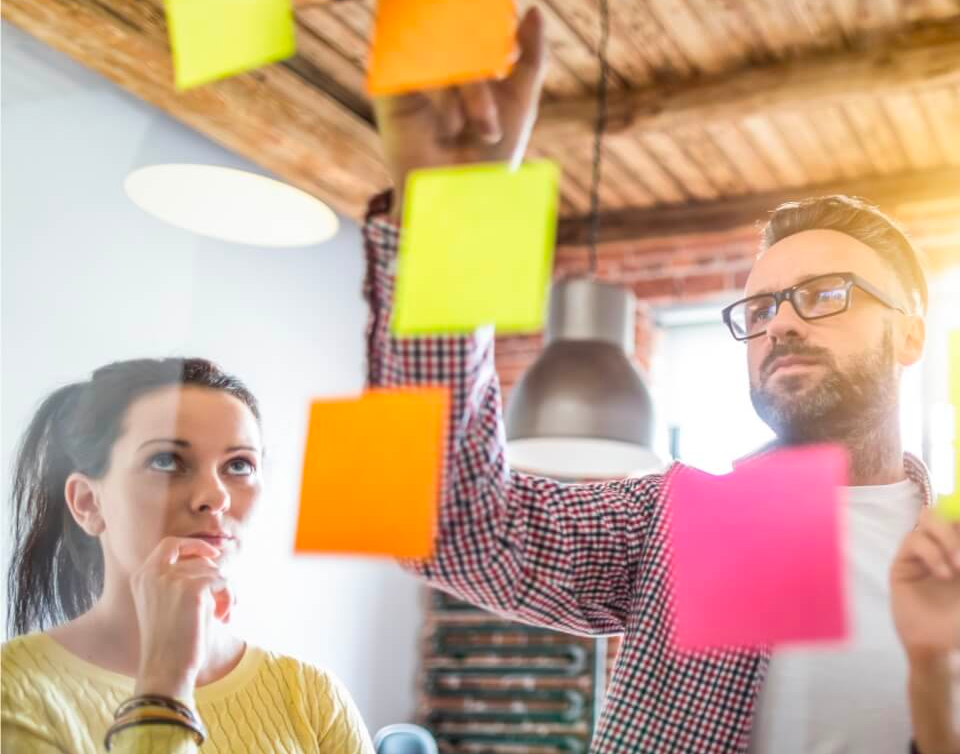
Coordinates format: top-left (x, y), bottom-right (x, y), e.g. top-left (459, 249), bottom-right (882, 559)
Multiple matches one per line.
top-left (363, 192), bottom-right (657, 634)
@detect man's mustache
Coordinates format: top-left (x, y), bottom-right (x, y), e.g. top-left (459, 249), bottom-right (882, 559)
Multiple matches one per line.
top-left (760, 344), bottom-right (834, 379)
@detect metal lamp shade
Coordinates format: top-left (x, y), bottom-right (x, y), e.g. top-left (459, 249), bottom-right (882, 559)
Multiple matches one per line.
top-left (505, 278), bottom-right (661, 480)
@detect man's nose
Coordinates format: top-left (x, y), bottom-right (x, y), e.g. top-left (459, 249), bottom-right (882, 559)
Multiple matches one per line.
top-left (764, 300), bottom-right (808, 345)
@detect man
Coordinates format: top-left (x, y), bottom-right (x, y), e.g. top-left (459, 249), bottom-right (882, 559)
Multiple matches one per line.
top-left (364, 8), bottom-right (960, 753)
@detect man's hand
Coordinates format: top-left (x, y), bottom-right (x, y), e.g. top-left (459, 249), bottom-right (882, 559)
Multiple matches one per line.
top-left (891, 507), bottom-right (960, 657)
top-left (372, 7), bottom-right (547, 218)
top-left (890, 507), bottom-right (960, 754)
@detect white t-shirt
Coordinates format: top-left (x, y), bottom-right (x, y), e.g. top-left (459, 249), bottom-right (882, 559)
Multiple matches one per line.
top-left (748, 478), bottom-right (924, 754)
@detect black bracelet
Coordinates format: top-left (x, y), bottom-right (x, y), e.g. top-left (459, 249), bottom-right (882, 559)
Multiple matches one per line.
top-left (115, 695), bottom-right (198, 725)
top-left (104, 716), bottom-right (205, 751)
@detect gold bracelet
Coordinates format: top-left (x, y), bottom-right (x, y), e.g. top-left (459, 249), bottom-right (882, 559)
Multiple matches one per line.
top-left (104, 707), bottom-right (206, 751)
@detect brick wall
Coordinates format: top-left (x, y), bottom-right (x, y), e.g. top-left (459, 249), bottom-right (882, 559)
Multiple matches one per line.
top-left (496, 226), bottom-right (760, 397)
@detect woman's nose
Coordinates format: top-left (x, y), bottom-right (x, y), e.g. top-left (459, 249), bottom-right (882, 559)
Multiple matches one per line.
top-left (192, 473), bottom-right (231, 514)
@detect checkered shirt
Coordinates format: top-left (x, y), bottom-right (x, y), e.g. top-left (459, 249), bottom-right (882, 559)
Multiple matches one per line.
top-left (362, 192), bottom-right (935, 754)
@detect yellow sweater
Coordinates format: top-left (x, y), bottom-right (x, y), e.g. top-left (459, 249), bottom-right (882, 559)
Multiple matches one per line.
top-left (1, 633), bottom-right (376, 754)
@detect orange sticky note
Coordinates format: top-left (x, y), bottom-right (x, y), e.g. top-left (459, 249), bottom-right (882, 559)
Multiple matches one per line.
top-left (295, 387), bottom-right (449, 558)
top-left (367, 0), bottom-right (517, 96)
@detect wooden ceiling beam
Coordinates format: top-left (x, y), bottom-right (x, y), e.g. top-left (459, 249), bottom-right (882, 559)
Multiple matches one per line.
top-left (2, 0), bottom-right (389, 219)
top-left (556, 167), bottom-right (960, 247)
top-left (535, 18), bottom-right (960, 139)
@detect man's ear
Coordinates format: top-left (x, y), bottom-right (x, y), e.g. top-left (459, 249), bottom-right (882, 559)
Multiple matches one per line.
top-left (898, 314), bottom-right (925, 368)
top-left (64, 473), bottom-right (105, 536)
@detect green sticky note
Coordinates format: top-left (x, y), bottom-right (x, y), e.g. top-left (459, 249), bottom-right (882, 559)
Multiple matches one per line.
top-left (938, 329), bottom-right (960, 519)
top-left (392, 161), bottom-right (560, 336)
top-left (165, 0), bottom-right (296, 90)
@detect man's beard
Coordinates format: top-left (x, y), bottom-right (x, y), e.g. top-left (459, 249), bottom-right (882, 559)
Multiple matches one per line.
top-left (749, 326), bottom-right (897, 445)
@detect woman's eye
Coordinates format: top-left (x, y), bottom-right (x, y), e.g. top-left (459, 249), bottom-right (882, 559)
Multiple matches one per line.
top-left (149, 453), bottom-right (180, 472)
top-left (226, 458), bottom-right (256, 476)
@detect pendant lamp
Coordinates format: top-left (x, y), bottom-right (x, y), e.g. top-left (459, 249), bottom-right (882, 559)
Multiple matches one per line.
top-left (504, 0), bottom-right (661, 481)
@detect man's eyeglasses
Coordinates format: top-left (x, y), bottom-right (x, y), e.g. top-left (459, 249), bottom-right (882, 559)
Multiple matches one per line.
top-left (722, 272), bottom-right (907, 342)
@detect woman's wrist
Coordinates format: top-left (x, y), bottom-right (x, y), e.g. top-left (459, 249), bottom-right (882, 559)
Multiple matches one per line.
top-left (134, 672), bottom-right (196, 705)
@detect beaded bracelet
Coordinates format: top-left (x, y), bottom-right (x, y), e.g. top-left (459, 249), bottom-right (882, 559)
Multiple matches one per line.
top-left (104, 705), bottom-right (207, 750)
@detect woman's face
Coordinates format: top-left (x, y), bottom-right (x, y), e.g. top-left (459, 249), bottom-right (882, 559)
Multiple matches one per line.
top-left (90, 385), bottom-right (264, 577)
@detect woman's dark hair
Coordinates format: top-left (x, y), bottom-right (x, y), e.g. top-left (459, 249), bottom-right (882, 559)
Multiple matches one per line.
top-left (7, 357), bottom-right (260, 637)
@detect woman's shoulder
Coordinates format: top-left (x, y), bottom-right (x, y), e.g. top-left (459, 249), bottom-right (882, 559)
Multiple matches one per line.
top-left (251, 647), bottom-right (353, 700)
top-left (2, 633), bottom-right (54, 684)
top-left (249, 649), bottom-right (373, 754)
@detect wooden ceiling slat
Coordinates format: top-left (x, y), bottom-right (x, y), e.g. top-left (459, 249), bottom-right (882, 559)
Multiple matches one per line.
top-left (881, 91), bottom-right (945, 170)
top-left (739, 114), bottom-right (811, 187)
top-left (299, 7), bottom-right (367, 73)
top-left (916, 88), bottom-right (960, 166)
top-left (644, 0), bottom-right (730, 74)
top-left (325, 0), bottom-right (373, 39)
top-left (545, 0), bottom-right (655, 85)
top-left (555, 139), bottom-right (635, 207)
top-left (528, 144), bottom-right (592, 213)
top-left (293, 22), bottom-right (366, 97)
top-left (556, 166), bottom-right (960, 246)
top-left (639, 131), bottom-right (720, 201)
top-left (534, 18), bottom-right (960, 140)
top-left (704, 121), bottom-right (781, 194)
top-left (517, 0), bottom-right (602, 98)
top-left (605, 136), bottom-right (690, 204)
top-left (683, 0), bottom-right (780, 63)
top-left (771, 111), bottom-right (843, 183)
top-left (736, 0), bottom-right (806, 59)
top-left (600, 145), bottom-right (658, 208)
top-left (608, 0), bottom-right (696, 79)
top-left (668, 124), bottom-right (753, 196)
top-left (901, 0), bottom-right (960, 22)
top-left (788, 0), bottom-right (846, 48)
top-left (842, 95), bottom-right (912, 175)
top-left (859, 0), bottom-right (902, 31)
top-left (806, 104), bottom-right (873, 180)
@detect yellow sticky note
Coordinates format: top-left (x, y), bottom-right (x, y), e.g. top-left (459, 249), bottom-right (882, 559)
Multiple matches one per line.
top-left (937, 329), bottom-right (960, 519)
top-left (367, 0), bottom-right (517, 96)
top-left (392, 161), bottom-right (560, 336)
top-left (165, 0), bottom-right (296, 90)
top-left (295, 388), bottom-right (449, 559)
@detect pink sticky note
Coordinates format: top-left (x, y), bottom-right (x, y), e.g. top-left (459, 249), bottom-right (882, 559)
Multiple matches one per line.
top-left (670, 445), bottom-right (848, 651)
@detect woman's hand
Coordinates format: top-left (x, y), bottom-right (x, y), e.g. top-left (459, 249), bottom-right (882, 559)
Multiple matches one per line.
top-left (130, 537), bottom-right (233, 702)
top-left (891, 507), bottom-right (960, 659)
top-left (372, 6), bottom-right (547, 217)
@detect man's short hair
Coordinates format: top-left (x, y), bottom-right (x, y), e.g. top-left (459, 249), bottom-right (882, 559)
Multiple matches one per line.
top-left (759, 195), bottom-right (928, 315)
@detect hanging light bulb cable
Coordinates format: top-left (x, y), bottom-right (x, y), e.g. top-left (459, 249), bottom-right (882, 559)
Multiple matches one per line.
top-left (586, 0), bottom-right (611, 277)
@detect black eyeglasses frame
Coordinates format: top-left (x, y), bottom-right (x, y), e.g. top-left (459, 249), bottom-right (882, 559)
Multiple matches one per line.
top-left (721, 271), bottom-right (908, 342)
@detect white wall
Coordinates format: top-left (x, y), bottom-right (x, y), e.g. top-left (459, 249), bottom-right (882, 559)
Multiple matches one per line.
top-left (1, 21), bottom-right (421, 732)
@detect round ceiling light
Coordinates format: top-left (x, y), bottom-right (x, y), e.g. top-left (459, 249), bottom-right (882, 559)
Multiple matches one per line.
top-left (124, 164), bottom-right (339, 247)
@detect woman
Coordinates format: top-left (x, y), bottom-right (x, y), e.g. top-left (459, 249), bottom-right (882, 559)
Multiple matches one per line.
top-left (2, 357), bottom-right (375, 753)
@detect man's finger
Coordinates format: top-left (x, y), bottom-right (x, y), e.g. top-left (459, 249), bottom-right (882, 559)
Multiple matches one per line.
top-left (908, 531), bottom-right (955, 579)
top-left (459, 82), bottom-right (502, 144)
top-left (508, 6), bottom-right (547, 93)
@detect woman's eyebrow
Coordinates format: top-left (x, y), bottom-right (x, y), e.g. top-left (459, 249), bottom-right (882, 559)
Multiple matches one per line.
top-left (138, 438), bottom-right (189, 451)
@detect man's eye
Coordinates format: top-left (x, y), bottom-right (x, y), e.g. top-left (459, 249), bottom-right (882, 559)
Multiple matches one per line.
top-left (749, 305), bottom-right (774, 324)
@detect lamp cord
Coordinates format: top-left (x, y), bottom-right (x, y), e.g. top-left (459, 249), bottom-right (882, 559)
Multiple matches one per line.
top-left (586, 0), bottom-right (611, 277)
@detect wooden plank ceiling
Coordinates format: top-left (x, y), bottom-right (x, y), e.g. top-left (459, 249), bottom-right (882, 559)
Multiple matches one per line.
top-left (5, 0), bottom-right (960, 252)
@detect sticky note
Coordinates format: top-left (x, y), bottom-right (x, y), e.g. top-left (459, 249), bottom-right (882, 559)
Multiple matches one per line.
top-left (392, 161), bottom-right (559, 336)
top-left (165, 0), bottom-right (296, 90)
top-left (938, 329), bottom-right (960, 519)
top-left (295, 387), bottom-right (449, 559)
top-left (367, 0), bottom-right (517, 96)
top-left (670, 445), bottom-right (848, 650)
